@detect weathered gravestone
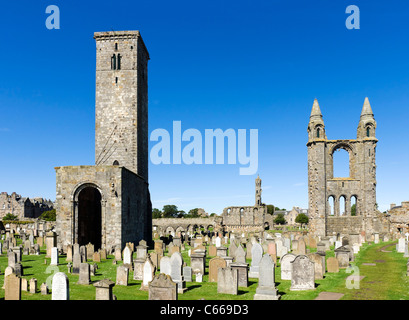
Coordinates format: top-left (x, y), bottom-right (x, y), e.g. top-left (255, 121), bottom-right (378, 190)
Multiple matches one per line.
top-left (29, 278), bottom-right (37, 293)
top-left (183, 266), bottom-right (192, 282)
top-left (78, 263), bottom-right (91, 285)
top-left (249, 242), bottom-right (263, 278)
top-left (307, 252), bottom-right (325, 280)
top-left (217, 267), bottom-right (238, 295)
top-left (209, 256), bottom-right (227, 282)
top-left (279, 253), bottom-right (296, 280)
top-left (253, 254), bottom-right (280, 300)
top-left (52, 272), bottom-right (69, 300)
top-left (116, 265), bottom-right (129, 286)
top-left (148, 273), bottom-right (178, 300)
top-left (5, 273), bottom-right (21, 300)
top-left (326, 257), bottom-right (340, 273)
top-left (290, 255), bottom-right (315, 291)
top-left (94, 279), bottom-right (115, 300)
top-left (170, 252), bottom-right (187, 293)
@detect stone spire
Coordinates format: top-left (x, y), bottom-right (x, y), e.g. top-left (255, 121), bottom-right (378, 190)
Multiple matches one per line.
top-left (357, 97), bottom-right (376, 139)
top-left (308, 99), bottom-right (326, 141)
top-left (310, 98), bottom-right (323, 119)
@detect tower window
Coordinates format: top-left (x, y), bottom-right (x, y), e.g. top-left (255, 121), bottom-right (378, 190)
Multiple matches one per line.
top-left (115, 43), bottom-right (118, 51)
top-left (113, 160), bottom-right (119, 166)
top-left (111, 54), bottom-right (116, 70)
top-left (117, 54), bottom-right (121, 70)
top-left (366, 127), bottom-right (370, 137)
top-left (316, 128), bottom-right (320, 138)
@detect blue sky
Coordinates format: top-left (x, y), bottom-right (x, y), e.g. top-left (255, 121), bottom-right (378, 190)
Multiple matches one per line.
top-left (0, 0), bottom-right (408, 214)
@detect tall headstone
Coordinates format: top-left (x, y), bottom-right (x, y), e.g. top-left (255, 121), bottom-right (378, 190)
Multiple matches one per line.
top-left (52, 272), bottom-right (70, 300)
top-left (141, 258), bottom-right (155, 291)
top-left (116, 265), bottom-right (129, 286)
top-left (209, 257), bottom-right (227, 282)
top-left (78, 263), bottom-right (91, 285)
top-left (170, 252), bottom-right (187, 293)
top-left (279, 253), bottom-right (296, 280)
top-left (253, 254), bottom-right (280, 300)
top-left (249, 242), bottom-right (263, 278)
top-left (50, 247), bottom-right (59, 266)
top-left (5, 273), bottom-right (21, 300)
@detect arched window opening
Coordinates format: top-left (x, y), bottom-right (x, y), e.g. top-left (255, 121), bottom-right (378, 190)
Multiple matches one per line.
top-left (339, 196), bottom-right (346, 216)
top-left (366, 127), bottom-right (370, 137)
top-left (316, 127), bottom-right (320, 138)
top-left (113, 160), bottom-right (119, 166)
top-left (333, 148), bottom-right (350, 177)
top-left (117, 54), bottom-right (121, 70)
top-left (351, 196), bottom-right (357, 216)
top-left (328, 196), bottom-right (335, 216)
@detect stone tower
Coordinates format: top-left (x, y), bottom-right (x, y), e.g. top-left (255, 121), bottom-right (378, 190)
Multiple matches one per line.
top-left (255, 175), bottom-right (262, 206)
top-left (55, 31), bottom-right (152, 252)
top-left (94, 31), bottom-right (149, 181)
top-left (307, 98), bottom-right (378, 239)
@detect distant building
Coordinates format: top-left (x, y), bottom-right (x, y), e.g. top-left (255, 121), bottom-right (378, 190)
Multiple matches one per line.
top-left (388, 201), bottom-right (409, 236)
top-left (0, 192), bottom-right (54, 220)
top-left (273, 207), bottom-right (308, 225)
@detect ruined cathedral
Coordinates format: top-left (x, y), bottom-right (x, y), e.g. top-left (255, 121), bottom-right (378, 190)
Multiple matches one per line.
top-left (55, 31), bottom-right (152, 252)
top-left (307, 97), bottom-right (382, 238)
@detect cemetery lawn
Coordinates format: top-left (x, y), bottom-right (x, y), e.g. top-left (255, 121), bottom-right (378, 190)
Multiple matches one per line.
top-left (1, 240), bottom-right (409, 300)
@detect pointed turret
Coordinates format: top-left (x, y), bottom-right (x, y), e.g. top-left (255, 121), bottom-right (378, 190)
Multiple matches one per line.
top-left (360, 97), bottom-right (374, 118)
top-left (310, 98), bottom-right (323, 118)
top-left (357, 97), bottom-right (376, 139)
top-left (308, 99), bottom-right (326, 142)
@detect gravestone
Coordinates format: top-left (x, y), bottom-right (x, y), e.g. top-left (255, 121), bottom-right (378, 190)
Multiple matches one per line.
top-left (51, 247), bottom-right (59, 266)
top-left (137, 240), bottom-right (148, 260)
top-left (5, 273), bottom-right (21, 300)
top-left (114, 247), bottom-right (122, 261)
top-left (297, 239), bottom-right (306, 255)
top-left (335, 246), bottom-right (350, 268)
top-left (78, 263), bottom-right (91, 285)
top-left (94, 279), bottom-right (115, 300)
top-left (253, 254), bottom-right (280, 300)
top-left (217, 267), bottom-right (238, 295)
top-left (29, 278), bottom-right (37, 293)
top-left (148, 273), bottom-right (178, 300)
top-left (41, 283), bottom-right (49, 295)
top-left (290, 255), bottom-right (315, 291)
top-left (123, 246), bottom-right (133, 270)
top-left (280, 253), bottom-right (296, 280)
top-left (159, 256), bottom-right (171, 276)
top-left (86, 243), bottom-right (94, 260)
top-left (183, 266), bottom-right (192, 282)
top-left (66, 245), bottom-right (73, 262)
top-left (93, 251), bottom-right (101, 262)
top-left (190, 252), bottom-right (206, 275)
top-left (326, 257), bottom-right (340, 273)
top-left (141, 258), bottom-right (155, 291)
top-left (209, 257), bottom-right (227, 282)
top-left (249, 242), bottom-right (263, 278)
top-left (22, 278), bottom-right (28, 292)
top-left (216, 246), bottom-right (228, 258)
top-left (133, 258), bottom-right (145, 280)
top-left (170, 252), bottom-right (187, 293)
top-left (72, 246), bottom-right (81, 274)
top-left (116, 265), bottom-right (129, 286)
top-left (52, 272), bottom-right (69, 300)
top-left (209, 245), bottom-right (217, 257)
top-left (307, 253), bottom-right (325, 280)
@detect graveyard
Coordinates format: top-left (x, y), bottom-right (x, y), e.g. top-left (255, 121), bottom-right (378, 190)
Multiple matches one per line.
top-left (2, 230), bottom-right (409, 300)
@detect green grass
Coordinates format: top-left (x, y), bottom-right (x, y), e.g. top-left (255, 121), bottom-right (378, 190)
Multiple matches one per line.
top-left (1, 238), bottom-right (409, 300)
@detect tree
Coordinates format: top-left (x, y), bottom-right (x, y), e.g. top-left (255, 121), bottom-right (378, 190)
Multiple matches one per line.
top-left (39, 209), bottom-right (56, 221)
top-left (152, 208), bottom-right (162, 219)
top-left (162, 205), bottom-right (180, 218)
top-left (351, 204), bottom-right (356, 216)
top-left (3, 213), bottom-right (18, 221)
top-left (266, 205), bottom-right (275, 215)
top-left (274, 213), bottom-right (286, 225)
top-left (295, 213), bottom-right (309, 227)
top-left (187, 208), bottom-right (200, 218)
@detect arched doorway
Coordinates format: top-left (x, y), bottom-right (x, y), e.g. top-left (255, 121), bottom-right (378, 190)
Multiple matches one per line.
top-left (77, 186), bottom-right (102, 249)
